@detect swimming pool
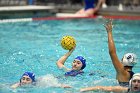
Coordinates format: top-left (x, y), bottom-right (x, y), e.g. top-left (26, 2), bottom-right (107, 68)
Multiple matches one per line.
top-left (0, 18), bottom-right (140, 93)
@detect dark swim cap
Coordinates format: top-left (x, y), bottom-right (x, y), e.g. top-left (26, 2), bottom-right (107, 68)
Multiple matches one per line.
top-left (75, 56), bottom-right (86, 70)
top-left (21, 72), bottom-right (35, 82)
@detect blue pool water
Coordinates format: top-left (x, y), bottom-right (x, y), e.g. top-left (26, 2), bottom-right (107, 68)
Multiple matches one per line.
top-left (0, 18), bottom-right (140, 93)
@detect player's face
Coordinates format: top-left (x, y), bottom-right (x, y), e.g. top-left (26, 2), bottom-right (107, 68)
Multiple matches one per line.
top-left (131, 79), bottom-right (140, 92)
top-left (72, 59), bottom-right (83, 70)
top-left (20, 75), bottom-right (32, 85)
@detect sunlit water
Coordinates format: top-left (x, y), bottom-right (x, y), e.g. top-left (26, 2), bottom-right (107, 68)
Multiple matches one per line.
top-left (0, 18), bottom-right (140, 93)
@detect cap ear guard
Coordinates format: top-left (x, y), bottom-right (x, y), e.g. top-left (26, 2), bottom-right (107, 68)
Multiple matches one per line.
top-left (121, 53), bottom-right (137, 66)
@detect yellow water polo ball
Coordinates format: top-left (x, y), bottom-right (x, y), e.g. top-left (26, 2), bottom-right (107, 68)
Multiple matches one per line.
top-left (61, 36), bottom-right (76, 50)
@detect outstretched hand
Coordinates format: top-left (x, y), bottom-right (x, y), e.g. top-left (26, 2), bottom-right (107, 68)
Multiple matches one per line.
top-left (104, 19), bottom-right (113, 32)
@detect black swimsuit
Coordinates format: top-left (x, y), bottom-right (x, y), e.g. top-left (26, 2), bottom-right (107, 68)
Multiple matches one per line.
top-left (119, 71), bottom-right (134, 87)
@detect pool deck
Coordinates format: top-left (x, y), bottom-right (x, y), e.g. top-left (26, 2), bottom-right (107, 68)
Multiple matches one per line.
top-left (0, 5), bottom-right (140, 19)
top-left (98, 6), bottom-right (140, 16)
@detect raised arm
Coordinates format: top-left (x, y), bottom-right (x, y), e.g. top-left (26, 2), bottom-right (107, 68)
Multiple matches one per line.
top-left (80, 86), bottom-right (128, 92)
top-left (56, 47), bottom-right (75, 71)
top-left (104, 19), bottom-right (123, 72)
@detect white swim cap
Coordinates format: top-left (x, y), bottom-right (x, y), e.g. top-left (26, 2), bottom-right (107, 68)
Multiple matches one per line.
top-left (129, 73), bottom-right (140, 88)
top-left (121, 53), bottom-right (137, 67)
top-left (132, 73), bottom-right (140, 80)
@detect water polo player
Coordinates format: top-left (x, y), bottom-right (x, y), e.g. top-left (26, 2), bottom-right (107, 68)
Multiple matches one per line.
top-left (104, 19), bottom-right (138, 87)
top-left (80, 73), bottom-right (140, 92)
top-left (128, 73), bottom-right (140, 92)
top-left (56, 47), bottom-right (86, 76)
top-left (11, 72), bottom-right (35, 89)
top-left (11, 72), bottom-right (72, 89)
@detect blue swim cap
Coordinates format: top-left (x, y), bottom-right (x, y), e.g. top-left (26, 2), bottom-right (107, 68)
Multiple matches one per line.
top-left (21, 72), bottom-right (35, 82)
top-left (75, 56), bottom-right (86, 70)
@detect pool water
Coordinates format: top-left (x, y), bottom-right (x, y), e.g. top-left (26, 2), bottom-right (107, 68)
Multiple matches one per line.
top-left (0, 18), bottom-right (140, 93)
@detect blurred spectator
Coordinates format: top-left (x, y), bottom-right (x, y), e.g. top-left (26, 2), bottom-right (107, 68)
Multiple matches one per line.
top-left (123, 0), bottom-right (140, 6)
top-left (133, 0), bottom-right (140, 6)
top-left (76, 0), bottom-right (107, 16)
top-left (123, 0), bottom-right (131, 6)
top-left (118, 0), bottom-right (140, 11)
